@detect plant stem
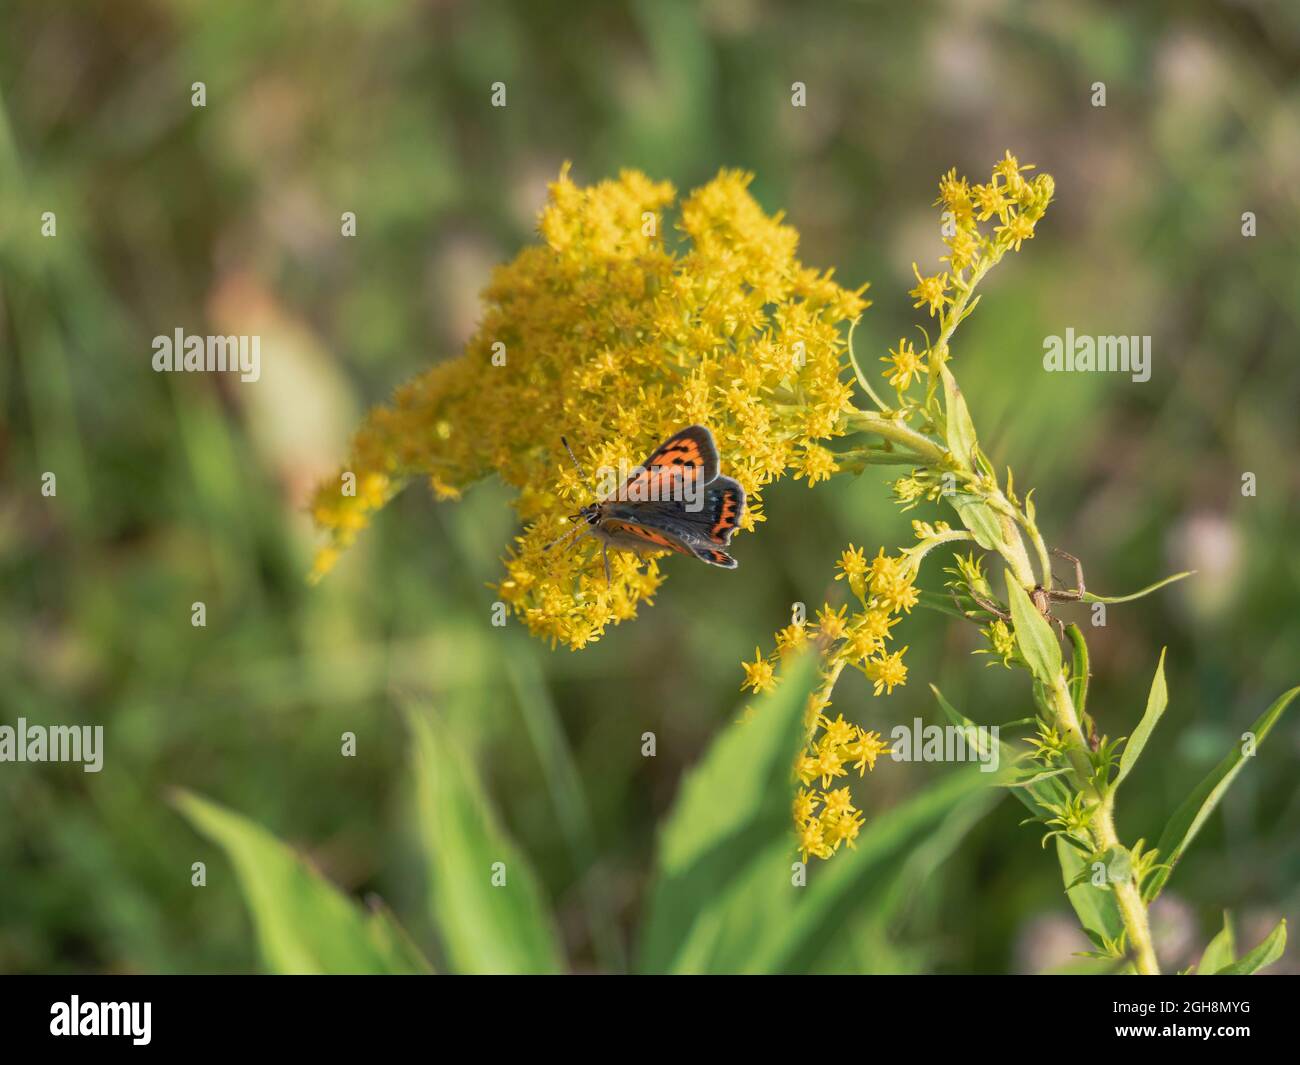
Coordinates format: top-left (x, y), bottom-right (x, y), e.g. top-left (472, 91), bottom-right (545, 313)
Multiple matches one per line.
top-left (1093, 798), bottom-right (1162, 975)
top-left (1046, 672), bottom-right (1161, 975)
top-left (844, 410), bottom-right (947, 466)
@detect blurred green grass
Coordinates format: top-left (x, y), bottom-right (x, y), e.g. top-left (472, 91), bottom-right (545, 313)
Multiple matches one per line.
top-left (1, 0), bottom-right (1298, 973)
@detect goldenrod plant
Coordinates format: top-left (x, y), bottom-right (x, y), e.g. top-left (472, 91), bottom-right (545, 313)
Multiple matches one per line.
top-left (306, 155), bottom-right (1295, 975)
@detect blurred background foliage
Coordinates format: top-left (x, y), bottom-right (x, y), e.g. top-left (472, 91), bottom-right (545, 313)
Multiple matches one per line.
top-left (1, 0), bottom-right (1297, 974)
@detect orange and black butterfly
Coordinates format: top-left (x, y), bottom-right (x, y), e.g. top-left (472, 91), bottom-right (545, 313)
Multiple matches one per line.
top-left (548, 425), bottom-right (746, 581)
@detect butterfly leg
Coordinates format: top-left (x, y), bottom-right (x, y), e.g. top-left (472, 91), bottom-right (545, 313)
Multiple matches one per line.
top-left (602, 544), bottom-right (611, 588)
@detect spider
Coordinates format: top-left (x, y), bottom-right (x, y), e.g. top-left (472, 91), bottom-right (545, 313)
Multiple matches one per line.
top-left (961, 547), bottom-right (1087, 634)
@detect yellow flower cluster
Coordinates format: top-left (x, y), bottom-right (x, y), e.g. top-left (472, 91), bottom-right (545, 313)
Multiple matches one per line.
top-left (908, 150), bottom-right (1054, 324)
top-left (745, 539), bottom-right (926, 860)
top-left (311, 166), bottom-right (868, 648)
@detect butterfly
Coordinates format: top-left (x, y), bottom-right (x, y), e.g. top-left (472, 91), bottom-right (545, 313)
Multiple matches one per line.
top-left (546, 425), bottom-right (746, 583)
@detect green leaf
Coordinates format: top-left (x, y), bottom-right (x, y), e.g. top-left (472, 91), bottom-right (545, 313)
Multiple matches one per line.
top-left (931, 684), bottom-right (1069, 814)
top-left (997, 766), bottom-right (1071, 788)
top-left (765, 769), bottom-right (998, 973)
top-left (1057, 838), bottom-right (1125, 944)
top-left (406, 707), bottom-right (564, 974)
top-left (1115, 648), bottom-right (1168, 788)
top-left (1006, 572), bottom-right (1062, 687)
top-left (671, 769), bottom-right (998, 973)
top-left (941, 365), bottom-right (978, 470)
top-left (1146, 686), bottom-right (1300, 901)
top-left (845, 317), bottom-right (890, 413)
top-left (1082, 571), bottom-right (1193, 604)
top-left (637, 654), bottom-right (818, 973)
top-left (930, 687), bottom-right (1120, 946)
top-left (1066, 623), bottom-right (1090, 719)
top-left (952, 495), bottom-right (1004, 551)
top-left (173, 791), bottom-right (430, 974)
top-left (1212, 919), bottom-right (1286, 975)
top-left (1197, 912), bottom-right (1235, 975)
top-left (1104, 845), bottom-right (1133, 885)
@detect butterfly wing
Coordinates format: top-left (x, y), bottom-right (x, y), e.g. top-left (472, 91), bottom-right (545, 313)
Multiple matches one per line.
top-left (641, 425), bottom-right (719, 482)
top-left (602, 516), bottom-right (738, 568)
top-left (701, 476), bottom-right (745, 546)
top-left (635, 476), bottom-right (745, 543)
top-left (615, 425), bottom-right (720, 503)
top-left (597, 518), bottom-right (694, 556)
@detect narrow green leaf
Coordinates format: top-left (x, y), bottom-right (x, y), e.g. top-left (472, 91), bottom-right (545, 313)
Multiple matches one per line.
top-left (931, 684), bottom-right (1069, 814)
top-left (931, 691), bottom-right (1119, 946)
top-left (674, 768), bottom-right (997, 974)
top-left (915, 589), bottom-right (969, 621)
top-left (406, 707), bottom-right (564, 974)
top-left (173, 791), bottom-right (430, 974)
top-left (638, 654), bottom-right (818, 973)
top-left (1066, 623), bottom-right (1090, 721)
top-left (846, 318), bottom-right (888, 411)
top-left (997, 766), bottom-right (1071, 788)
top-left (1197, 912), bottom-right (1235, 975)
top-left (1146, 686), bottom-right (1300, 901)
top-left (952, 495), bottom-right (1004, 551)
top-left (1006, 573), bottom-right (1062, 687)
top-left (1213, 919), bottom-right (1286, 975)
top-left (1116, 648), bottom-right (1168, 788)
top-left (771, 769), bottom-right (999, 973)
top-left (1057, 838), bottom-right (1125, 944)
top-left (1082, 571), bottom-right (1193, 604)
top-left (941, 365), bottom-right (978, 471)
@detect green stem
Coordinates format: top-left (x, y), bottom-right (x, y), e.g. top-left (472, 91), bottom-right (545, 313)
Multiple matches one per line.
top-left (995, 509), bottom-right (1038, 590)
top-left (1045, 671), bottom-right (1160, 974)
top-left (843, 410), bottom-right (947, 466)
top-left (1093, 798), bottom-right (1161, 975)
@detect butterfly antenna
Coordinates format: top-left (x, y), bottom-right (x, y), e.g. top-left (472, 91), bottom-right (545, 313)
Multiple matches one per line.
top-left (561, 435), bottom-right (591, 488)
top-left (542, 521), bottom-right (585, 553)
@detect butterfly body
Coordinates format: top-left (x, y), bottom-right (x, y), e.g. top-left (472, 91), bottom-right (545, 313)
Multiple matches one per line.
top-left (559, 426), bottom-right (746, 571)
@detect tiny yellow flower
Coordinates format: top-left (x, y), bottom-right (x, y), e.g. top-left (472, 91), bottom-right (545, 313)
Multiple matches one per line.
top-left (820, 786), bottom-right (854, 819)
top-left (835, 544), bottom-right (869, 585)
top-left (864, 647), bottom-right (909, 695)
top-left (793, 788), bottom-right (819, 825)
top-left (846, 728), bottom-right (891, 775)
top-left (822, 807), bottom-right (865, 850)
top-left (881, 338), bottom-right (926, 390)
top-left (810, 741), bottom-right (848, 788)
top-left (972, 181), bottom-right (1009, 222)
top-left (816, 603), bottom-right (850, 642)
top-left (909, 263), bottom-right (952, 317)
top-left (992, 149), bottom-right (1034, 195)
top-left (740, 648), bottom-right (778, 694)
top-left (798, 817), bottom-right (832, 862)
top-left (996, 211), bottom-right (1037, 252)
top-left (819, 713), bottom-right (857, 749)
top-left (943, 226), bottom-right (981, 273)
top-left (796, 443), bottom-right (838, 486)
top-left (773, 622), bottom-right (809, 657)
